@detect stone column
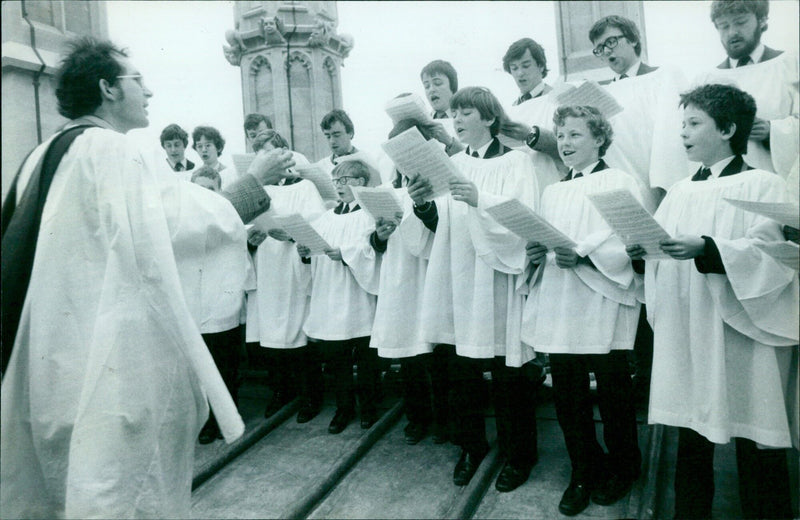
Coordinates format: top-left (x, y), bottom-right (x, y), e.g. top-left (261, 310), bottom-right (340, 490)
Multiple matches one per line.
top-left (224, 1), bottom-right (352, 160)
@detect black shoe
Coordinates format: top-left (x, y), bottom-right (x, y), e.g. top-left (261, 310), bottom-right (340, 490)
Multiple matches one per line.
top-left (403, 422), bottom-right (428, 445)
top-left (264, 392), bottom-right (290, 419)
top-left (296, 400), bottom-right (321, 424)
top-left (432, 423), bottom-right (449, 444)
top-left (360, 409), bottom-right (378, 429)
top-left (559, 481), bottom-right (592, 516)
top-left (453, 449), bottom-right (486, 486)
top-left (328, 408), bottom-right (354, 434)
top-left (592, 473), bottom-right (636, 506)
top-left (198, 423), bottom-right (220, 445)
top-left (495, 461), bottom-right (533, 493)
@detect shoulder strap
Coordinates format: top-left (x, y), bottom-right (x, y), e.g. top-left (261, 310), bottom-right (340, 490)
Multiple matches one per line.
top-left (1, 124), bottom-right (93, 375)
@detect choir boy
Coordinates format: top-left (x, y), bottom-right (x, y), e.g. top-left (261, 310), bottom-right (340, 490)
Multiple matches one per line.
top-left (499, 38), bottom-right (563, 190)
top-left (244, 112), bottom-right (273, 149)
top-left (313, 109), bottom-right (359, 176)
top-left (246, 130), bottom-right (328, 423)
top-left (403, 87), bottom-right (540, 492)
top-left (370, 119), bottom-right (449, 445)
top-left (628, 84), bottom-right (797, 519)
top-left (420, 60), bottom-right (464, 156)
top-left (696, 0), bottom-right (798, 180)
top-left (161, 123), bottom-right (194, 172)
top-left (190, 165), bottom-right (221, 192)
top-left (521, 105), bottom-right (642, 516)
top-left (299, 160), bottom-right (382, 433)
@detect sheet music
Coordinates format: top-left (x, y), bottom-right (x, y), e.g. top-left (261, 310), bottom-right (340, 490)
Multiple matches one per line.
top-left (587, 189), bottom-right (672, 260)
top-left (556, 81), bottom-right (624, 118)
top-left (485, 198), bottom-right (577, 249)
top-left (381, 127), bottom-right (462, 200)
top-left (232, 153), bottom-right (256, 175)
top-left (294, 164), bottom-right (340, 202)
top-left (350, 187), bottom-right (404, 222)
top-left (271, 214), bottom-right (331, 255)
top-left (724, 198), bottom-right (800, 228)
top-left (384, 93), bottom-right (433, 125)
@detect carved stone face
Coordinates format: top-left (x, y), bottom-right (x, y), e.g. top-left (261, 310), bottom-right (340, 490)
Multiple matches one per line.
top-left (264, 17), bottom-right (277, 33)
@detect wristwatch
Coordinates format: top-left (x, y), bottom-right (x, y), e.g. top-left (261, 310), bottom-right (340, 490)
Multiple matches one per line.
top-left (525, 125), bottom-right (540, 149)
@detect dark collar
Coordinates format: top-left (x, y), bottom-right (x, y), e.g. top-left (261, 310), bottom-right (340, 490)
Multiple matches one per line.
top-left (478, 137), bottom-right (510, 159)
top-left (692, 155), bottom-right (751, 181)
top-left (334, 202), bottom-right (361, 214)
top-left (562, 158), bottom-right (608, 181)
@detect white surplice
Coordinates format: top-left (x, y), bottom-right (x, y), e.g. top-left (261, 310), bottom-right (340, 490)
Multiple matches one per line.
top-left (694, 52), bottom-right (799, 180)
top-left (504, 90), bottom-right (566, 191)
top-left (601, 66), bottom-right (691, 207)
top-left (1, 128), bottom-right (244, 518)
top-left (521, 169), bottom-right (643, 353)
top-left (646, 170), bottom-right (799, 448)
top-left (246, 179), bottom-right (327, 348)
top-left (400, 149), bottom-right (539, 367)
top-left (370, 188), bottom-right (433, 358)
top-left (302, 209), bottom-right (381, 341)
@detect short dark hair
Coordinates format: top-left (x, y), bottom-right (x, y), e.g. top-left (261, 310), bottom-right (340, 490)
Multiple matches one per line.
top-left (502, 38), bottom-right (549, 78)
top-left (553, 105), bottom-right (615, 158)
top-left (589, 15), bottom-right (643, 56)
top-left (160, 124), bottom-right (189, 147)
top-left (192, 126), bottom-right (225, 154)
top-left (679, 84), bottom-right (756, 156)
top-left (320, 109), bottom-right (354, 135)
top-left (331, 159), bottom-right (371, 184)
top-left (190, 165), bottom-right (222, 188)
top-left (55, 37), bottom-right (128, 119)
top-left (244, 113), bottom-right (273, 133)
top-left (450, 87), bottom-right (507, 137)
top-left (711, 0), bottom-right (769, 30)
top-left (420, 60), bottom-right (458, 93)
top-left (251, 129), bottom-right (290, 152)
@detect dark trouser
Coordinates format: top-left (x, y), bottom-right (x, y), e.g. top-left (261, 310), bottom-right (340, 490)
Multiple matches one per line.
top-left (675, 427), bottom-right (793, 519)
top-left (263, 346), bottom-right (301, 398)
top-left (321, 337), bottom-right (381, 414)
top-left (449, 348), bottom-right (539, 469)
top-left (298, 341), bottom-right (324, 407)
top-left (202, 325), bottom-right (244, 430)
top-left (401, 344), bottom-right (451, 429)
top-left (549, 351), bottom-right (640, 485)
top-left (631, 306), bottom-right (653, 389)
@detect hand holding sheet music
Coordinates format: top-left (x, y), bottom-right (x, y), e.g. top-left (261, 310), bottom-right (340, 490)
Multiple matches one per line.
top-left (384, 93), bottom-right (433, 125)
top-left (350, 186), bottom-right (404, 223)
top-left (586, 189), bottom-right (671, 260)
top-left (294, 164), bottom-right (339, 202)
top-left (485, 198), bottom-right (577, 249)
top-left (271, 213), bottom-right (331, 255)
top-left (381, 127), bottom-right (462, 201)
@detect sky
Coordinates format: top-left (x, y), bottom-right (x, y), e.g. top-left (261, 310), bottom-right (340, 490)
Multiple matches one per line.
top-left (105, 0), bottom-right (800, 165)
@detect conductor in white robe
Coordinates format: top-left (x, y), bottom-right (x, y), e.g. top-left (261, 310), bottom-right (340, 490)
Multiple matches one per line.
top-left (0, 37), bottom-right (295, 518)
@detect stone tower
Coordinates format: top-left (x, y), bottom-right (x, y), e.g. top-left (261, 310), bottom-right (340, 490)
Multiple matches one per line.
top-left (224, 1), bottom-right (352, 161)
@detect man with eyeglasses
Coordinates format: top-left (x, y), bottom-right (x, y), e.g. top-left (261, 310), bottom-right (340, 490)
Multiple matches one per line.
top-left (694, 0), bottom-right (798, 181)
top-left (589, 15), bottom-right (658, 84)
top-left (1, 36), bottom-right (295, 518)
top-left (584, 14), bottom-right (689, 210)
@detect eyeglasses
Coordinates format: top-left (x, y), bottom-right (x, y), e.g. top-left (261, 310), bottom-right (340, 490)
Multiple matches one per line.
top-left (116, 74), bottom-right (145, 87)
top-left (332, 176), bottom-right (363, 186)
top-left (592, 35), bottom-right (625, 57)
